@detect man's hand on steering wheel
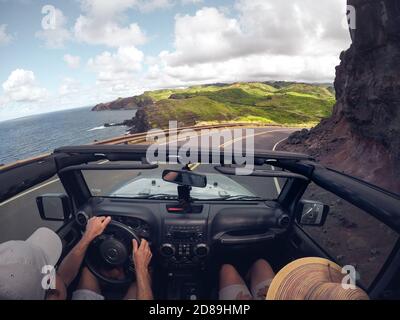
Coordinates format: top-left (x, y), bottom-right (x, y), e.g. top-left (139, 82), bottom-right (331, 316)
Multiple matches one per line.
top-left (83, 216), bottom-right (112, 243)
top-left (132, 239), bottom-right (154, 300)
top-left (85, 219), bottom-right (147, 286)
top-left (132, 239), bottom-right (152, 274)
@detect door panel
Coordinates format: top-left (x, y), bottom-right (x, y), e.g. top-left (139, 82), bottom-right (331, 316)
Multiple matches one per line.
top-left (57, 220), bottom-right (81, 260)
top-left (289, 182), bottom-right (399, 290)
top-left (287, 226), bottom-right (332, 261)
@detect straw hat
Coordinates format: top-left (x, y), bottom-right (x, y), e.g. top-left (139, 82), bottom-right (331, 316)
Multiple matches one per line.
top-left (266, 257), bottom-right (369, 300)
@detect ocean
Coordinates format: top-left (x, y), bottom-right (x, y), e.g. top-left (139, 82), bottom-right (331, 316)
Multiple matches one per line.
top-left (0, 107), bottom-right (137, 165)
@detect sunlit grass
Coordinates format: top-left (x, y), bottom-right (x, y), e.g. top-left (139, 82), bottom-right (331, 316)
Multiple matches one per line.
top-left (139, 82), bottom-right (335, 128)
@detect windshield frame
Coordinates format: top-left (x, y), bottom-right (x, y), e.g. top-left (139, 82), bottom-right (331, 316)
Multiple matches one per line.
top-left (79, 164), bottom-right (288, 202)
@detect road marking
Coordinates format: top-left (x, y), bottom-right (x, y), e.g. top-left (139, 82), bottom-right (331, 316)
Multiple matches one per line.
top-left (222, 130), bottom-right (292, 196)
top-left (188, 128), bottom-right (287, 172)
top-left (220, 129), bottom-right (289, 148)
top-left (188, 163), bottom-right (201, 171)
top-left (273, 137), bottom-right (289, 152)
top-left (271, 137), bottom-right (289, 194)
top-left (220, 130), bottom-right (291, 196)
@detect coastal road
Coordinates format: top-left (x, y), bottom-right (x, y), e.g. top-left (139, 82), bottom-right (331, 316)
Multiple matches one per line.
top-left (0, 127), bottom-right (297, 242)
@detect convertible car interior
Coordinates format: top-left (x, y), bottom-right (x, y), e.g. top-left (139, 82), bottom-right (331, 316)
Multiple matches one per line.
top-left (2, 145), bottom-right (400, 300)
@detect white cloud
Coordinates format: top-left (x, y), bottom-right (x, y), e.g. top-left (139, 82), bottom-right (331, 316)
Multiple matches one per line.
top-left (146, 53), bottom-right (339, 90)
top-left (63, 54), bottom-right (81, 69)
top-left (139, 0), bottom-right (174, 12)
top-left (165, 7), bottom-right (242, 66)
top-left (74, 0), bottom-right (146, 47)
top-left (59, 77), bottom-right (81, 95)
top-left (0, 24), bottom-right (12, 46)
top-left (147, 0), bottom-right (351, 85)
top-left (88, 46), bottom-right (144, 96)
top-left (139, 0), bottom-right (204, 8)
top-left (78, 0), bottom-right (138, 18)
top-left (235, 0), bottom-right (349, 56)
top-left (2, 69), bottom-right (47, 102)
top-left (74, 0), bottom-right (192, 47)
top-left (74, 16), bottom-right (145, 47)
top-left (165, 1), bottom-right (350, 67)
top-left (180, 0), bottom-right (203, 5)
top-left (35, 8), bottom-right (71, 48)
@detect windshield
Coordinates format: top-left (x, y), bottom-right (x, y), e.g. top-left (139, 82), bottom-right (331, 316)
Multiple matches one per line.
top-left (83, 163), bottom-right (286, 201)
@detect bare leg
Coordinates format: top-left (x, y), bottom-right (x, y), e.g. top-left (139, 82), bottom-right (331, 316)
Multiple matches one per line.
top-left (219, 264), bottom-right (252, 300)
top-left (124, 282), bottom-right (138, 300)
top-left (248, 259), bottom-right (275, 300)
top-left (77, 267), bottom-right (102, 294)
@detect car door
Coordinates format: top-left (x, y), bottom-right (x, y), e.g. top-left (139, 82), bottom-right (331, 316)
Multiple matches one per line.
top-left (0, 162), bottom-right (81, 260)
top-left (285, 170), bottom-right (400, 299)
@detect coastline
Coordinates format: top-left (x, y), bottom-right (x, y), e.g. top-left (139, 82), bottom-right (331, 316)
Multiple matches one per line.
top-left (0, 107), bottom-right (136, 165)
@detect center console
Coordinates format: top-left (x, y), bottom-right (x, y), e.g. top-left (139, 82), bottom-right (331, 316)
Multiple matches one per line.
top-left (158, 205), bottom-right (211, 299)
top-left (160, 219), bottom-right (209, 270)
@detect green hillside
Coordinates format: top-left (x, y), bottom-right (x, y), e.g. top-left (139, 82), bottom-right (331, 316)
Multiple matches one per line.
top-left (137, 82), bottom-right (336, 129)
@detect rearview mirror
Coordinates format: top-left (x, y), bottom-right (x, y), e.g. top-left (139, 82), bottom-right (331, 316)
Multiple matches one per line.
top-left (36, 194), bottom-right (72, 221)
top-left (162, 170), bottom-right (207, 188)
top-left (296, 200), bottom-right (330, 226)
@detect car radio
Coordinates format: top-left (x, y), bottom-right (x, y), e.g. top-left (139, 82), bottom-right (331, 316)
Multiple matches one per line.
top-left (160, 224), bottom-right (209, 269)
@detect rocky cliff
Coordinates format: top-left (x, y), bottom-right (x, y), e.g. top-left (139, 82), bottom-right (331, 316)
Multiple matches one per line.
top-left (280, 0), bottom-right (400, 193)
top-left (92, 95), bottom-right (153, 111)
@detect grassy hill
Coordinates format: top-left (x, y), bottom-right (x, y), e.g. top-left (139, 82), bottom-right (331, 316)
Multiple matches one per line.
top-left (136, 82), bottom-right (335, 129)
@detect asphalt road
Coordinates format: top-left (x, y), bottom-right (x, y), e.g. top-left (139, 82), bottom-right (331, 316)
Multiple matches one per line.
top-left (0, 127), bottom-right (297, 243)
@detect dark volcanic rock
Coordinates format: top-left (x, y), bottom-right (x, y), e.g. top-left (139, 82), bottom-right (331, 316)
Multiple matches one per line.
top-left (129, 108), bottom-right (152, 133)
top-left (287, 129), bottom-right (310, 145)
top-left (92, 95), bottom-right (153, 111)
top-left (281, 0), bottom-right (400, 193)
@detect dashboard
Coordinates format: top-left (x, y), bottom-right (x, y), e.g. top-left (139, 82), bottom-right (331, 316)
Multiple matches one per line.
top-left (112, 215), bottom-right (151, 240)
top-left (76, 198), bottom-right (291, 271)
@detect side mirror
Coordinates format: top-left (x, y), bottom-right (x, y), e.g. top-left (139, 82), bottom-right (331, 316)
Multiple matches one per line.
top-left (162, 170), bottom-right (207, 188)
top-left (36, 194), bottom-right (72, 221)
top-left (296, 200), bottom-right (330, 227)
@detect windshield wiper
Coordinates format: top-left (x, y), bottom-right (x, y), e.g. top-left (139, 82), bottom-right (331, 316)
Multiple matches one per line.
top-left (111, 194), bottom-right (178, 200)
top-left (213, 195), bottom-right (265, 201)
top-left (226, 195), bottom-right (265, 201)
top-left (146, 194), bottom-right (178, 200)
top-left (111, 194), bottom-right (263, 201)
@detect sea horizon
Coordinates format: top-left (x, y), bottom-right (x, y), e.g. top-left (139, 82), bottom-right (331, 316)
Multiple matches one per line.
top-left (0, 105), bottom-right (98, 124)
top-left (0, 107), bottom-right (137, 165)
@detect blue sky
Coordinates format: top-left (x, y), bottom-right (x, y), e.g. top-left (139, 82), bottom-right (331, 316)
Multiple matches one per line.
top-left (0, 0), bottom-right (351, 121)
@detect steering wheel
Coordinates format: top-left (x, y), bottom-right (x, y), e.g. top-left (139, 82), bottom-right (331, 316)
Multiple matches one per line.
top-left (85, 220), bottom-right (141, 286)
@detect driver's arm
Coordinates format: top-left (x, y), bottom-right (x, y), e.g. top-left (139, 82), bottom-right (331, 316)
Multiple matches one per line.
top-left (47, 216), bottom-right (111, 300)
top-left (132, 239), bottom-right (154, 300)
